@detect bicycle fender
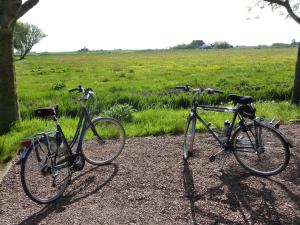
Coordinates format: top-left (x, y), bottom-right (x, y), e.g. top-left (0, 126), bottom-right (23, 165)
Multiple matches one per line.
top-left (16, 148), bottom-right (29, 165)
top-left (254, 119), bottom-right (293, 148)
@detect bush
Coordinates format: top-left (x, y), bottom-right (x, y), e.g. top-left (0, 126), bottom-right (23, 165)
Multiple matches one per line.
top-left (103, 104), bottom-right (136, 122)
top-left (214, 41), bottom-right (233, 49)
top-left (52, 81), bottom-right (65, 90)
top-left (271, 43), bottom-right (291, 48)
top-left (172, 40), bottom-right (205, 49)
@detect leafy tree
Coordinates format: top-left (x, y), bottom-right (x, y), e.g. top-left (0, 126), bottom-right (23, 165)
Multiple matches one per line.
top-left (252, 0), bottom-right (300, 104)
top-left (0, 0), bottom-right (39, 134)
top-left (172, 40), bottom-right (205, 49)
top-left (213, 41), bottom-right (233, 49)
top-left (14, 21), bottom-right (46, 60)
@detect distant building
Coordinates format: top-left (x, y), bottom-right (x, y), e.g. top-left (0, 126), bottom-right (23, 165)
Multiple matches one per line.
top-left (78, 46), bottom-right (89, 52)
top-left (190, 40), bottom-right (205, 48)
top-left (200, 43), bottom-right (213, 49)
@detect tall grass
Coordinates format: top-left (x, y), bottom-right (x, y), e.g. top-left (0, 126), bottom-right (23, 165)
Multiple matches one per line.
top-left (1, 101), bottom-right (299, 162)
top-left (15, 48), bottom-right (296, 119)
top-left (1, 48), bottom-right (298, 161)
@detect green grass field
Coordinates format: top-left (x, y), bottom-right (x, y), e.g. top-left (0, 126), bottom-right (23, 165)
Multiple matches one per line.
top-left (1, 47), bottom-right (299, 161)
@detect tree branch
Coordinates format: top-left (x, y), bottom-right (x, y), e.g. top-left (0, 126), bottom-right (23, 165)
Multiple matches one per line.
top-left (284, 0), bottom-right (300, 24)
top-left (263, 0), bottom-right (286, 7)
top-left (16, 0), bottom-right (39, 19)
top-left (263, 0), bottom-right (300, 24)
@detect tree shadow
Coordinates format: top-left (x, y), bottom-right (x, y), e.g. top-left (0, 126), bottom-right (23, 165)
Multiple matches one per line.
top-left (19, 163), bottom-right (119, 225)
top-left (282, 151), bottom-right (300, 186)
top-left (182, 160), bottom-right (300, 225)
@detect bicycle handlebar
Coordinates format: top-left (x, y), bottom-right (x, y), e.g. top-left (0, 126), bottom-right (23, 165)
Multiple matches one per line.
top-left (175, 85), bottom-right (191, 92)
top-left (175, 85), bottom-right (223, 94)
top-left (68, 85), bottom-right (95, 101)
top-left (68, 85), bottom-right (84, 93)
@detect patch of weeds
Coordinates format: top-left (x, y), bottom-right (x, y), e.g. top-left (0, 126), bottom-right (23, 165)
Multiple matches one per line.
top-left (52, 81), bottom-right (66, 90)
top-left (119, 73), bottom-right (126, 78)
top-left (103, 104), bottom-right (136, 123)
top-left (217, 78), bottom-right (228, 87)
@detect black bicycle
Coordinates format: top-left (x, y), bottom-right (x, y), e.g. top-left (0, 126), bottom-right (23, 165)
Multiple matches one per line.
top-left (177, 85), bottom-right (293, 176)
top-left (17, 85), bottom-right (125, 204)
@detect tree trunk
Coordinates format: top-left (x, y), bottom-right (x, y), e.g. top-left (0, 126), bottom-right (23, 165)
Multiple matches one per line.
top-left (291, 44), bottom-right (300, 105)
top-left (20, 48), bottom-right (30, 60)
top-left (0, 28), bottom-right (21, 134)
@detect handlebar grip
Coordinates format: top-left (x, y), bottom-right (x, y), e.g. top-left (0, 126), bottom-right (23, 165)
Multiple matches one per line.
top-left (68, 88), bottom-right (78, 93)
top-left (175, 86), bottom-right (186, 89)
top-left (175, 85), bottom-right (190, 91)
top-left (214, 89), bottom-right (224, 94)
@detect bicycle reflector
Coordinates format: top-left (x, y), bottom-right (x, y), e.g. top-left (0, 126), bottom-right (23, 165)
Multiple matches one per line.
top-left (20, 139), bottom-right (32, 148)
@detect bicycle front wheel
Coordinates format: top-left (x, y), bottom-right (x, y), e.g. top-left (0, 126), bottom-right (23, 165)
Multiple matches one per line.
top-left (81, 117), bottom-right (125, 165)
top-left (183, 117), bottom-right (196, 160)
top-left (20, 142), bottom-right (70, 204)
top-left (232, 122), bottom-right (290, 176)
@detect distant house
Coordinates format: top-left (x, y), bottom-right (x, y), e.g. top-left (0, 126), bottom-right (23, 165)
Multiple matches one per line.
top-left (78, 46), bottom-right (89, 52)
top-left (190, 40), bottom-right (205, 48)
top-left (200, 43), bottom-right (213, 49)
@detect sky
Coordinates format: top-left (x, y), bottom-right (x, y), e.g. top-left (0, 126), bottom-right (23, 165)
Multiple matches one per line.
top-left (20, 0), bottom-right (300, 52)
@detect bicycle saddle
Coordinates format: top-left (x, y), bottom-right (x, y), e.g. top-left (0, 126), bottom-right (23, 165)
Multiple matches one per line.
top-left (228, 94), bottom-right (253, 105)
top-left (34, 104), bottom-right (59, 118)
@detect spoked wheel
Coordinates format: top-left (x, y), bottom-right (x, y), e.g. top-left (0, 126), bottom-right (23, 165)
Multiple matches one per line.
top-left (183, 117), bottom-right (196, 160)
top-left (81, 117), bottom-right (125, 165)
top-left (232, 122), bottom-right (290, 176)
top-left (20, 142), bottom-right (70, 204)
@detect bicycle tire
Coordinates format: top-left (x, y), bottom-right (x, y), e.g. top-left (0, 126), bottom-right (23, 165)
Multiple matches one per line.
top-left (183, 117), bottom-right (196, 160)
top-left (232, 122), bottom-right (290, 176)
top-left (81, 117), bottom-right (125, 165)
top-left (20, 142), bottom-right (70, 204)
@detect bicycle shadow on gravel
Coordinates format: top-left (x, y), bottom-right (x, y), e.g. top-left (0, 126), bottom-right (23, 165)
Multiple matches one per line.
top-left (182, 160), bottom-right (300, 225)
top-left (282, 151), bottom-right (300, 186)
top-left (19, 163), bottom-right (119, 225)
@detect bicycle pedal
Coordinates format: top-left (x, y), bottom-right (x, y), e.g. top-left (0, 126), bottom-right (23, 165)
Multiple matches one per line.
top-left (209, 155), bottom-right (216, 162)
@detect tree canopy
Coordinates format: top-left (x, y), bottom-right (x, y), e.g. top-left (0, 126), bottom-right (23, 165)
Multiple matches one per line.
top-left (14, 21), bottom-right (46, 59)
top-left (252, 0), bottom-right (300, 24)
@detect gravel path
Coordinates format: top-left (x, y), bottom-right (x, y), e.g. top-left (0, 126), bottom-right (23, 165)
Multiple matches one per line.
top-left (0, 124), bottom-right (299, 225)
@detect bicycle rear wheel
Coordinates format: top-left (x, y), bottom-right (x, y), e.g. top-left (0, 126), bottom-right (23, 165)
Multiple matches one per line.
top-left (20, 141), bottom-right (70, 204)
top-left (81, 117), bottom-right (125, 165)
top-left (183, 117), bottom-right (196, 160)
top-left (232, 122), bottom-right (290, 176)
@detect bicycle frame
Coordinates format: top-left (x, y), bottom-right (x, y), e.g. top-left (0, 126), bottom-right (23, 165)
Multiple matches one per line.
top-left (189, 104), bottom-right (240, 149)
top-left (56, 103), bottom-right (98, 157)
top-left (51, 101), bottom-right (106, 170)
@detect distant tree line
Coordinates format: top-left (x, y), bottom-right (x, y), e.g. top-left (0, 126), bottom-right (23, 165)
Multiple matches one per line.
top-left (172, 40), bottom-right (233, 49)
top-left (172, 39), bottom-right (297, 50)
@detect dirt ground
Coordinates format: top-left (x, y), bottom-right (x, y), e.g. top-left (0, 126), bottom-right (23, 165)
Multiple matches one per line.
top-left (0, 124), bottom-right (299, 225)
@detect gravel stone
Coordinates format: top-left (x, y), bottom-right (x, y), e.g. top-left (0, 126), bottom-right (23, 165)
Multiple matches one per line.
top-left (0, 124), bottom-right (299, 225)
